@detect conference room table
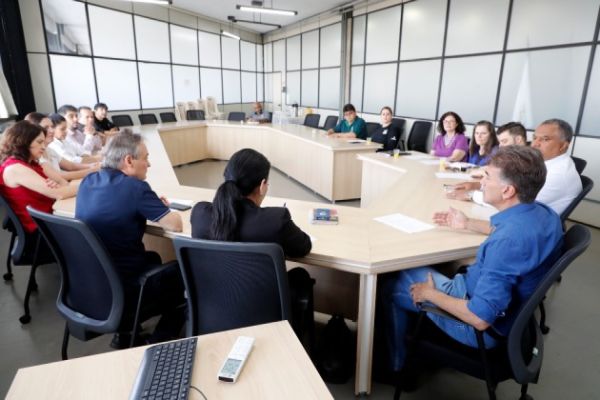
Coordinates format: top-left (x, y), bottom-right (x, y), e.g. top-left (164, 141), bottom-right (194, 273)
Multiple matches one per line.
top-left (54, 120), bottom-right (495, 395)
top-left (7, 321), bottom-right (332, 399)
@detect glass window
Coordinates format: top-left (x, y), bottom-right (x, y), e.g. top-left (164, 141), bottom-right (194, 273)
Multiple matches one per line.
top-left (439, 54), bottom-right (502, 123)
top-left (286, 71), bottom-right (300, 105)
top-left (200, 67), bottom-right (222, 103)
top-left (302, 30), bottom-right (319, 69)
top-left (42, 0), bottom-right (90, 55)
top-left (363, 63), bottom-right (397, 114)
top-left (88, 5), bottom-right (135, 59)
top-left (508, 0), bottom-right (600, 49)
top-left (50, 55), bottom-right (96, 108)
top-left (221, 36), bottom-right (240, 70)
top-left (287, 36), bottom-right (301, 71)
top-left (171, 25), bottom-right (198, 66)
top-left (320, 24), bottom-right (342, 68)
top-left (396, 59), bottom-right (441, 120)
top-left (241, 41), bottom-right (256, 71)
top-left (264, 43), bottom-right (273, 72)
top-left (445, 0), bottom-right (508, 55)
top-left (94, 58), bottom-right (140, 110)
top-left (400, 0), bottom-right (446, 60)
top-left (198, 31), bottom-right (221, 68)
top-left (273, 40), bottom-right (285, 72)
top-left (172, 65), bottom-right (200, 103)
top-left (264, 73), bottom-right (272, 102)
top-left (580, 45), bottom-right (600, 136)
top-left (222, 70), bottom-right (241, 103)
top-left (301, 70), bottom-right (318, 107)
top-left (319, 68), bottom-right (340, 109)
top-left (138, 62), bottom-right (173, 109)
top-left (365, 6), bottom-right (401, 64)
top-left (352, 16), bottom-right (366, 65)
top-left (134, 16), bottom-right (170, 63)
top-left (241, 72), bottom-right (256, 103)
top-left (257, 73), bottom-right (264, 101)
top-left (497, 47), bottom-right (590, 130)
top-left (350, 66), bottom-right (364, 112)
top-left (257, 45), bottom-right (264, 72)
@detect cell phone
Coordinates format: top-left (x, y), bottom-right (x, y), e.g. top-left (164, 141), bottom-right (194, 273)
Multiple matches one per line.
top-left (169, 202), bottom-right (192, 211)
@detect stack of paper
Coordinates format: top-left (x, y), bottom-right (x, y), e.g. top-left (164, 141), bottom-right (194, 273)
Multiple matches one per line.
top-left (374, 213), bottom-right (434, 234)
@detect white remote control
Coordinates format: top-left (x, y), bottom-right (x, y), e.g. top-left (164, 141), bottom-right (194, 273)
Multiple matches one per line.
top-left (217, 336), bottom-right (255, 383)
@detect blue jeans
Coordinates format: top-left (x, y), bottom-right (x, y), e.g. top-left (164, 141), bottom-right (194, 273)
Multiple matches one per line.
top-left (381, 266), bottom-right (497, 371)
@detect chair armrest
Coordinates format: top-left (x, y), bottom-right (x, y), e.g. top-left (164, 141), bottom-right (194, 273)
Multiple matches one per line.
top-left (419, 304), bottom-right (462, 323)
top-left (136, 261), bottom-right (178, 286)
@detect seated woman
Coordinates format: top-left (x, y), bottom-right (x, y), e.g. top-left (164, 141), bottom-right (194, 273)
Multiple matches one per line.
top-left (0, 121), bottom-right (77, 245)
top-left (370, 106), bottom-right (401, 151)
top-left (327, 103), bottom-right (367, 140)
top-left (431, 111), bottom-right (469, 162)
top-left (468, 120), bottom-right (498, 166)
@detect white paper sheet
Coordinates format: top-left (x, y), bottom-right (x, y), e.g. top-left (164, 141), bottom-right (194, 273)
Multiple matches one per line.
top-left (374, 213), bottom-right (434, 234)
top-left (403, 154), bottom-right (433, 161)
top-left (435, 172), bottom-right (472, 180)
top-left (419, 159), bottom-right (442, 165)
top-left (167, 198), bottom-right (193, 206)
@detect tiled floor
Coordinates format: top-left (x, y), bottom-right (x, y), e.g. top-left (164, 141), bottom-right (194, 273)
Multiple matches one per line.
top-left (1, 160), bottom-right (598, 399)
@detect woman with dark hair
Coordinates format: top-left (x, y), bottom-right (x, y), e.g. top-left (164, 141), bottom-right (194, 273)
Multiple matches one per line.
top-left (0, 121), bottom-right (77, 234)
top-left (431, 111), bottom-right (469, 161)
top-left (468, 120), bottom-right (499, 166)
top-left (370, 106), bottom-right (401, 151)
top-left (191, 148), bottom-right (311, 257)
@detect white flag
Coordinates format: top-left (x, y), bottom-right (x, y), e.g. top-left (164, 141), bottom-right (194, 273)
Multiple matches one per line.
top-left (512, 55), bottom-right (534, 128)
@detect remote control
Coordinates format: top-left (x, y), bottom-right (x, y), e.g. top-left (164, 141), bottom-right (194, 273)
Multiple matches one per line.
top-left (217, 336), bottom-right (255, 383)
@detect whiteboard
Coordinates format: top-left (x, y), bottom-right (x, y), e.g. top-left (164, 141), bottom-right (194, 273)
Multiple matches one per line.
top-left (135, 16), bottom-right (170, 63)
top-left (241, 72), bottom-right (256, 103)
top-left (222, 70), bottom-right (241, 103)
top-left (173, 65), bottom-right (200, 103)
top-left (221, 36), bottom-right (240, 70)
top-left (50, 55), bottom-right (97, 108)
top-left (138, 62), bottom-right (173, 109)
top-left (198, 31), bottom-right (221, 68)
top-left (171, 25), bottom-right (198, 65)
top-left (200, 67), bottom-right (222, 103)
top-left (320, 24), bottom-right (341, 67)
top-left (88, 5), bottom-right (135, 59)
top-left (94, 58), bottom-right (140, 111)
top-left (241, 41), bottom-right (256, 71)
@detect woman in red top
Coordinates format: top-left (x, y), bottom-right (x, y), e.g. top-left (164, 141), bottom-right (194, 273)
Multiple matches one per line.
top-left (0, 121), bottom-right (77, 234)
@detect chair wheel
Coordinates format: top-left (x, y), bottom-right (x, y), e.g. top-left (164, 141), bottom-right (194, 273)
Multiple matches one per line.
top-left (19, 314), bottom-right (31, 324)
top-left (3, 272), bottom-right (13, 281)
top-left (540, 325), bottom-right (550, 334)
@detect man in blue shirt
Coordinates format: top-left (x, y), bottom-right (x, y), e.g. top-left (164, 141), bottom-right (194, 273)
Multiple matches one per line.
top-left (327, 103), bottom-right (367, 140)
top-left (76, 130), bottom-right (185, 347)
top-left (382, 145), bottom-right (563, 371)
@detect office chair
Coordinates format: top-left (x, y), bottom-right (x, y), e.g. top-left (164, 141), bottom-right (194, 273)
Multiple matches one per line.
top-left (27, 207), bottom-right (175, 359)
top-left (159, 112), bottom-right (177, 123)
top-left (559, 176), bottom-right (593, 228)
top-left (173, 237), bottom-right (291, 337)
top-left (395, 224), bottom-right (591, 400)
top-left (186, 109), bottom-right (205, 121)
top-left (406, 121), bottom-right (432, 153)
top-left (228, 112), bottom-right (246, 121)
top-left (303, 113), bottom-right (321, 129)
top-left (391, 118), bottom-right (406, 131)
top-left (267, 111), bottom-right (273, 122)
top-left (366, 122), bottom-right (381, 138)
top-left (111, 115), bottom-right (134, 127)
top-left (138, 113), bottom-right (158, 125)
top-left (0, 194), bottom-right (55, 324)
top-left (571, 156), bottom-right (587, 175)
top-left (203, 97), bottom-right (224, 119)
top-left (321, 115), bottom-right (338, 131)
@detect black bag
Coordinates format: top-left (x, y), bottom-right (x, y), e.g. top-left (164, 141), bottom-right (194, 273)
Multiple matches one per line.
top-left (317, 314), bottom-right (355, 384)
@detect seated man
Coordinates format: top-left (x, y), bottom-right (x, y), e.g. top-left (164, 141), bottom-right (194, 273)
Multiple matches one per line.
top-left (327, 103), bottom-right (367, 139)
top-left (496, 121), bottom-right (527, 147)
top-left (93, 102), bottom-right (119, 134)
top-left (75, 131), bottom-right (185, 346)
top-left (447, 119), bottom-right (582, 233)
top-left (247, 102), bottom-right (270, 123)
top-left (382, 146), bottom-right (563, 373)
top-left (78, 106), bottom-right (103, 154)
top-left (56, 104), bottom-right (101, 163)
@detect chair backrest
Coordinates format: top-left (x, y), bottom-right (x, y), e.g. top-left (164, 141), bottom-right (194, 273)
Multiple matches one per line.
top-left (228, 112), bottom-right (246, 121)
top-left (186, 109), bottom-right (205, 121)
top-left (173, 237), bottom-right (291, 336)
top-left (322, 115), bottom-right (338, 130)
top-left (507, 224), bottom-right (591, 384)
top-left (303, 113), bottom-right (321, 128)
top-left (175, 102), bottom-right (187, 121)
top-left (205, 97), bottom-right (221, 115)
top-left (559, 175), bottom-right (594, 224)
top-left (0, 192), bottom-right (28, 263)
top-left (267, 111), bottom-right (273, 122)
top-left (391, 118), bottom-right (406, 132)
top-left (571, 156), bottom-right (587, 175)
top-left (111, 115), bottom-right (134, 127)
top-left (159, 112), bottom-right (177, 123)
top-left (27, 206), bottom-right (124, 338)
top-left (366, 122), bottom-right (381, 138)
top-left (138, 113), bottom-right (158, 125)
top-left (407, 121), bottom-right (432, 152)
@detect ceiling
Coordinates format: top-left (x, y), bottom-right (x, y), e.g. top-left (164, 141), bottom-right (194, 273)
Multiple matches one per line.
top-left (172, 0), bottom-right (351, 33)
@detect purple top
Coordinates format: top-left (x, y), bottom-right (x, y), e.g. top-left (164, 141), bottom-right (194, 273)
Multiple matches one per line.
top-left (432, 133), bottom-right (469, 161)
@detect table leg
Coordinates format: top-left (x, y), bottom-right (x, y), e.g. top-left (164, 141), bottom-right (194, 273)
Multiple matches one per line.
top-left (355, 273), bottom-right (377, 395)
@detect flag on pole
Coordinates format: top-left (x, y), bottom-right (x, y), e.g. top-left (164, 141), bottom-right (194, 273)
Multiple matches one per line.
top-left (512, 54), bottom-right (534, 128)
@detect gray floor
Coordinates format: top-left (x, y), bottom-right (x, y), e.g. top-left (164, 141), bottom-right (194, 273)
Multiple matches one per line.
top-left (1, 160), bottom-right (598, 399)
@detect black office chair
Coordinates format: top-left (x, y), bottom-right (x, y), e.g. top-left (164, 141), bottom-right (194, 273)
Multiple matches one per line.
top-left (266, 111), bottom-right (273, 122)
top-left (571, 156), bottom-right (587, 175)
top-left (111, 115), bottom-right (134, 127)
top-left (228, 112), bottom-right (246, 122)
top-left (366, 122), bottom-right (381, 138)
top-left (0, 194), bottom-right (54, 324)
top-left (186, 109), bottom-right (205, 121)
top-left (303, 113), bottom-right (321, 129)
top-left (27, 206), bottom-right (172, 358)
top-left (391, 118), bottom-right (406, 131)
top-left (560, 175), bottom-right (594, 228)
top-left (138, 113), bottom-right (158, 125)
top-left (395, 224), bottom-right (591, 400)
top-left (159, 112), bottom-right (177, 123)
top-left (406, 121), bottom-right (432, 153)
top-left (321, 115), bottom-right (338, 131)
top-left (173, 237), bottom-right (291, 337)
